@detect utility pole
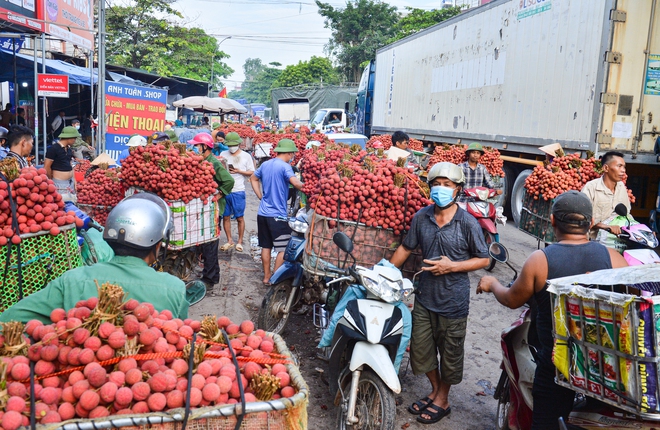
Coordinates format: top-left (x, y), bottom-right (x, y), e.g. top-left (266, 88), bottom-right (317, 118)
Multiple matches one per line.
top-left (209, 36), bottom-right (231, 96)
top-left (97, 0), bottom-right (106, 152)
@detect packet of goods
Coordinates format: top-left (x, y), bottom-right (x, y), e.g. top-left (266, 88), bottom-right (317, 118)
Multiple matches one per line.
top-left (637, 300), bottom-right (658, 412)
top-left (565, 296), bottom-right (588, 391)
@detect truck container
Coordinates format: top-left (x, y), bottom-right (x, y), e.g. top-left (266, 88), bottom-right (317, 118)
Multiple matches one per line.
top-left (357, 0), bottom-right (660, 224)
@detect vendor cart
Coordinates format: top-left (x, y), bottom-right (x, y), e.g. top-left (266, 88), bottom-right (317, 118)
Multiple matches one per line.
top-left (518, 190), bottom-right (556, 246)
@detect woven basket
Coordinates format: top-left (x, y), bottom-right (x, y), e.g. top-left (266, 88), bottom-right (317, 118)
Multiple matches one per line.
top-left (0, 224), bottom-right (82, 312)
top-left (44, 334), bottom-right (308, 430)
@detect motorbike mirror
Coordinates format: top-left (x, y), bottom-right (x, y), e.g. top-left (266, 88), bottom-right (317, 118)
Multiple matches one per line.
top-left (614, 203), bottom-right (628, 218)
top-left (488, 242), bottom-right (509, 263)
top-left (332, 231), bottom-right (354, 254)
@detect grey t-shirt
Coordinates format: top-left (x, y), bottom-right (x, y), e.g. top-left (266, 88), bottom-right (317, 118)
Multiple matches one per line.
top-left (403, 205), bottom-right (488, 318)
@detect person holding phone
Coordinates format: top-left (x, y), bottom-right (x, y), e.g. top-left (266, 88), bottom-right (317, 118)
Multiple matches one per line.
top-left (219, 132), bottom-right (255, 252)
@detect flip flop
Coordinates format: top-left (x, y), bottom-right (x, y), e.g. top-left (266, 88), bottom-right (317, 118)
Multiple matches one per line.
top-left (407, 397), bottom-right (433, 415)
top-left (235, 244), bottom-right (244, 252)
top-left (416, 405), bottom-right (451, 424)
top-left (220, 243), bottom-right (234, 252)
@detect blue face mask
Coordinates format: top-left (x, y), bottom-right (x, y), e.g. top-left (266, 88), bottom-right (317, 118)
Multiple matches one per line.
top-left (192, 145), bottom-right (200, 154)
top-left (430, 186), bottom-right (456, 208)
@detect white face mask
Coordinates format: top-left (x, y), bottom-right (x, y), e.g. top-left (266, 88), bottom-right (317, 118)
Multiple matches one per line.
top-left (74, 125), bottom-right (80, 130)
top-left (229, 146), bottom-right (239, 154)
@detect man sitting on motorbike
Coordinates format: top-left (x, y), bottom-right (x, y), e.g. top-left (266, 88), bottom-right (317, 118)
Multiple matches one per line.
top-left (458, 142), bottom-right (502, 202)
top-left (477, 190), bottom-right (627, 430)
top-left (0, 193), bottom-right (189, 324)
top-left (390, 162), bottom-right (489, 424)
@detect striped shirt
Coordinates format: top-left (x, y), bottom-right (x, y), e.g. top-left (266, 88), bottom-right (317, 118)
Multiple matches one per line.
top-left (459, 162), bottom-right (495, 189)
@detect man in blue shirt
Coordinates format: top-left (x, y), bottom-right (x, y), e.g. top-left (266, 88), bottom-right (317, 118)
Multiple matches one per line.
top-left (250, 139), bottom-right (303, 284)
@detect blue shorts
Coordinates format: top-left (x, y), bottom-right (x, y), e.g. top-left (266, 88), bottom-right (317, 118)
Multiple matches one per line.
top-left (223, 191), bottom-right (246, 218)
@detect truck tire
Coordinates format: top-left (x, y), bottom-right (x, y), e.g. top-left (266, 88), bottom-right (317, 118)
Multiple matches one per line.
top-left (501, 164), bottom-right (518, 217)
top-left (511, 169), bottom-right (533, 227)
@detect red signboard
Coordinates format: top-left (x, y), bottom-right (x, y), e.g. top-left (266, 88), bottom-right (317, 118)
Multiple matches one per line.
top-left (37, 73), bottom-right (69, 98)
top-left (37, 0), bottom-right (94, 51)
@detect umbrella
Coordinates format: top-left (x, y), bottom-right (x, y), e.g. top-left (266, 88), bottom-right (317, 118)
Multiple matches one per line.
top-left (173, 96), bottom-right (247, 115)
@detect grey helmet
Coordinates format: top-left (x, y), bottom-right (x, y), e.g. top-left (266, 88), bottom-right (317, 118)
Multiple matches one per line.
top-left (0, 126), bottom-right (7, 142)
top-left (427, 162), bottom-right (465, 185)
top-left (104, 193), bottom-right (173, 248)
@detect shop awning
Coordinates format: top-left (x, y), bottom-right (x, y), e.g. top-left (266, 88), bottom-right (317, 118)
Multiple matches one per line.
top-left (0, 49), bottom-right (97, 86)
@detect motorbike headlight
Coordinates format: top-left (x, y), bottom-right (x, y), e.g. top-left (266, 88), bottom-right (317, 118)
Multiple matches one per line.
top-left (361, 275), bottom-right (404, 303)
top-left (288, 218), bottom-right (308, 234)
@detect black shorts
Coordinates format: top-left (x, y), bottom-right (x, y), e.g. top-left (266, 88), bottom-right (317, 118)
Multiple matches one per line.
top-left (257, 215), bottom-right (291, 252)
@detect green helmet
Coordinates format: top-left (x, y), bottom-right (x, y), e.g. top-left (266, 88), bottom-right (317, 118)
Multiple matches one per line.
top-left (428, 162), bottom-right (465, 185)
top-left (273, 139), bottom-right (298, 153)
top-left (466, 142), bottom-right (484, 153)
top-left (225, 132), bottom-right (242, 146)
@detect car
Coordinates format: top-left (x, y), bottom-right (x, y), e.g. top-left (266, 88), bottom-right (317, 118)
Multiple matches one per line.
top-left (325, 133), bottom-right (368, 149)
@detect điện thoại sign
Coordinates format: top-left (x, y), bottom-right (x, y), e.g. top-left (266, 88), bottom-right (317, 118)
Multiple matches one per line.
top-left (104, 82), bottom-right (167, 159)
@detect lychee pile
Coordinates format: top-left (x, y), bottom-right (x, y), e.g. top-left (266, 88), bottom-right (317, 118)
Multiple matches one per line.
top-left (0, 167), bottom-right (82, 246)
top-left (0, 284), bottom-right (295, 428)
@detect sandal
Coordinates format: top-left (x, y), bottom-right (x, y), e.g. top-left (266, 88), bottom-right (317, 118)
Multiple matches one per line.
top-left (407, 397), bottom-right (433, 415)
top-left (235, 244), bottom-right (244, 252)
top-left (220, 243), bottom-right (234, 252)
top-left (416, 404), bottom-right (451, 424)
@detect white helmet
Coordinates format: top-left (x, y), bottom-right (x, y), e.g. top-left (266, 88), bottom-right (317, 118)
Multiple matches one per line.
top-left (104, 193), bottom-right (173, 249)
top-left (427, 162), bottom-right (465, 185)
top-left (127, 135), bottom-right (147, 147)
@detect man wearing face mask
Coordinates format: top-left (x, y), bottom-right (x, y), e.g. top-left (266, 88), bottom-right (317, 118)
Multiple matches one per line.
top-left (250, 139), bottom-right (304, 284)
top-left (187, 133), bottom-right (234, 291)
top-left (219, 132), bottom-right (255, 252)
top-left (70, 119), bottom-right (95, 160)
top-left (390, 162), bottom-right (489, 425)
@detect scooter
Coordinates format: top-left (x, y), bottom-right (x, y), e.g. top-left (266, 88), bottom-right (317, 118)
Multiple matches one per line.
top-left (609, 203), bottom-right (660, 266)
top-left (459, 186), bottom-right (506, 271)
top-left (490, 243), bottom-right (660, 430)
top-left (257, 210), bottom-right (345, 335)
top-left (324, 231), bottom-right (414, 429)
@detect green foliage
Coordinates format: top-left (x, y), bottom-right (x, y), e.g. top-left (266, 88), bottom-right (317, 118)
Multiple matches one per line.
top-left (274, 56), bottom-right (340, 88)
top-left (316, 0), bottom-right (399, 82)
top-left (105, 0), bottom-right (233, 84)
top-left (388, 6), bottom-right (462, 43)
top-left (239, 59), bottom-right (283, 107)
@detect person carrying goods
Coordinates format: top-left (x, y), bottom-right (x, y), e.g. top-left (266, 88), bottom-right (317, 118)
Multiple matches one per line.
top-left (187, 133), bottom-right (234, 291)
top-left (477, 190), bottom-right (627, 429)
top-left (0, 193), bottom-right (189, 324)
top-left (219, 132), bottom-right (255, 252)
top-left (389, 162), bottom-right (489, 424)
top-left (458, 142), bottom-right (502, 202)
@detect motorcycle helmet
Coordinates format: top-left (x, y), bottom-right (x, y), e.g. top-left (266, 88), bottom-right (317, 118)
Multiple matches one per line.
top-left (188, 132), bottom-right (214, 149)
top-left (104, 193), bottom-right (173, 249)
top-left (127, 135), bottom-right (147, 147)
top-left (427, 162), bottom-right (465, 186)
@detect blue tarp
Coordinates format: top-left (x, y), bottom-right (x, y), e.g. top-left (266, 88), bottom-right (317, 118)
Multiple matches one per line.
top-left (0, 49), bottom-right (97, 86)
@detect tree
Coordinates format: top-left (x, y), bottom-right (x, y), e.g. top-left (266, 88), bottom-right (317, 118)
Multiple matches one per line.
top-left (243, 58), bottom-right (266, 82)
top-left (105, 0), bottom-right (232, 83)
top-left (389, 6), bottom-right (462, 43)
top-left (316, 0), bottom-right (399, 82)
top-left (274, 56), bottom-right (340, 87)
top-left (233, 59), bottom-right (283, 106)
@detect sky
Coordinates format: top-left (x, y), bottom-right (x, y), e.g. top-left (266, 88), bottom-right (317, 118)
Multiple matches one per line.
top-left (173, 0), bottom-right (453, 89)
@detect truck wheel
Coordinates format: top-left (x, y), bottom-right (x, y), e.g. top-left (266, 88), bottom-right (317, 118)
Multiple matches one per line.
top-left (511, 169), bottom-right (532, 227)
top-left (336, 369), bottom-right (396, 430)
top-left (501, 165), bottom-right (518, 217)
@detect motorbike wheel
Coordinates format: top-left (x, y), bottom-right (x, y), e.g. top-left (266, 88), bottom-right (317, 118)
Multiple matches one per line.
top-left (496, 375), bottom-right (511, 430)
top-left (484, 231), bottom-right (497, 272)
top-left (258, 281), bottom-right (295, 335)
top-left (336, 369), bottom-right (396, 430)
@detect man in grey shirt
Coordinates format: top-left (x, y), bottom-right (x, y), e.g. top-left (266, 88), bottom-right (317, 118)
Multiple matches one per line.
top-left (390, 162), bottom-right (489, 424)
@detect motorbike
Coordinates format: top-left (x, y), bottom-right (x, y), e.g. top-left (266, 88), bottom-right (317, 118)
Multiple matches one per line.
top-left (257, 210), bottom-right (345, 334)
top-left (321, 231), bottom-right (414, 429)
top-left (458, 186), bottom-right (506, 271)
top-left (607, 203), bottom-right (660, 266)
top-left (490, 242), bottom-right (660, 430)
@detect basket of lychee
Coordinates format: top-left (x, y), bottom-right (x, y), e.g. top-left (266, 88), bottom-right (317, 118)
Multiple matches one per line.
top-left (0, 283), bottom-right (309, 430)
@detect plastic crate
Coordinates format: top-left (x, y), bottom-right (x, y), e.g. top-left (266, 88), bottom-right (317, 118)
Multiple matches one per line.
top-left (518, 190), bottom-right (556, 243)
top-left (304, 211), bottom-right (422, 280)
top-left (0, 224), bottom-right (83, 312)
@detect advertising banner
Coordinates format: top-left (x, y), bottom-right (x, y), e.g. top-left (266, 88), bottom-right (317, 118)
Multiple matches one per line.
top-left (38, 0), bottom-right (94, 50)
top-left (105, 82), bottom-right (167, 158)
top-left (0, 0), bottom-right (42, 31)
top-left (37, 73), bottom-right (69, 97)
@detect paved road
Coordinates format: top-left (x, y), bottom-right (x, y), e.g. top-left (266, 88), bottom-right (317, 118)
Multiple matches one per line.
top-left (188, 189), bottom-right (543, 429)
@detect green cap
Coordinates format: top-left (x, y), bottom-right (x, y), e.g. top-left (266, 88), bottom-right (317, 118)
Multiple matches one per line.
top-left (467, 142), bottom-right (484, 153)
top-left (225, 132), bottom-right (242, 146)
top-left (273, 138), bottom-right (298, 153)
top-left (165, 129), bottom-right (178, 143)
top-left (212, 122), bottom-right (221, 130)
top-left (246, 118), bottom-right (254, 123)
top-left (59, 126), bottom-right (81, 139)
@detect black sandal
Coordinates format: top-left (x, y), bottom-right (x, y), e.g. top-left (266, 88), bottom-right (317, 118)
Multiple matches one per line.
top-left (416, 404), bottom-right (451, 424)
top-left (407, 397), bottom-right (433, 415)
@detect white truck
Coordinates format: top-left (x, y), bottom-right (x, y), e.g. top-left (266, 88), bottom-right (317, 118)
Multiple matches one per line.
top-left (356, 0), bottom-right (660, 225)
top-left (310, 108), bottom-right (351, 133)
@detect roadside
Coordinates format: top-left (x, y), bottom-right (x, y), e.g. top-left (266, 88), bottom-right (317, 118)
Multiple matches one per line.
top-left (188, 189), bottom-right (541, 429)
